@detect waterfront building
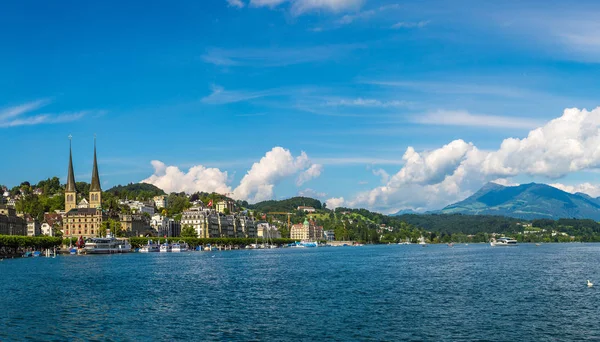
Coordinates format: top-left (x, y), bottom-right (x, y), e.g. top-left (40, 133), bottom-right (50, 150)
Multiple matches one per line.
top-left (290, 218), bottom-right (323, 241)
top-left (26, 216), bottom-right (41, 236)
top-left (237, 215), bottom-right (257, 238)
top-left (63, 137), bottom-right (107, 238)
top-left (256, 222), bottom-right (282, 239)
top-left (297, 206), bottom-right (316, 213)
top-left (0, 205), bottom-right (27, 235)
top-left (181, 207), bottom-right (211, 238)
top-left (153, 195), bottom-right (167, 209)
top-left (150, 214), bottom-right (181, 237)
top-left (119, 200), bottom-right (155, 215)
top-left (216, 200), bottom-right (235, 214)
top-left (120, 214), bottom-right (153, 236)
top-left (324, 230), bottom-right (335, 241)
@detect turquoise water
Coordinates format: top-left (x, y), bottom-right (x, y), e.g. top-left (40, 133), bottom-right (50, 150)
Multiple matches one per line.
top-left (2, 244), bottom-right (600, 341)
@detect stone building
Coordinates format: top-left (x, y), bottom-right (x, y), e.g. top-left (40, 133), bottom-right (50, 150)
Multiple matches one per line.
top-left (63, 137), bottom-right (107, 238)
top-left (0, 205), bottom-right (27, 235)
top-left (290, 218), bottom-right (323, 241)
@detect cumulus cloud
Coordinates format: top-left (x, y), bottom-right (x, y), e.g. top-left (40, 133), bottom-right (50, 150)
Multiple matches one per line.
top-left (372, 168), bottom-right (389, 183)
top-left (233, 147), bottom-right (321, 203)
top-left (550, 183), bottom-right (600, 198)
top-left (296, 164), bottom-right (323, 186)
top-left (298, 188), bottom-right (327, 198)
top-left (342, 107), bottom-right (600, 213)
top-left (142, 147), bottom-right (321, 203)
top-left (326, 197), bottom-right (345, 209)
top-left (141, 160), bottom-right (232, 194)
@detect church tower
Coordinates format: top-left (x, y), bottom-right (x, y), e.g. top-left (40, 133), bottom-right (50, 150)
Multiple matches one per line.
top-left (65, 135), bottom-right (77, 212)
top-left (89, 136), bottom-right (102, 209)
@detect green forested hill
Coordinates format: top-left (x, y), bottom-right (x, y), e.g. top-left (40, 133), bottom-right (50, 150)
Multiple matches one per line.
top-left (106, 183), bottom-right (165, 200)
top-left (395, 213), bottom-right (523, 234)
top-left (248, 196), bottom-right (322, 212)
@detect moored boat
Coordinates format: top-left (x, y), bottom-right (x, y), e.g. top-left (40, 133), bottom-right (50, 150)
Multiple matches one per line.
top-left (84, 234), bottom-right (132, 254)
top-left (139, 239), bottom-right (160, 253)
top-left (171, 241), bottom-right (188, 252)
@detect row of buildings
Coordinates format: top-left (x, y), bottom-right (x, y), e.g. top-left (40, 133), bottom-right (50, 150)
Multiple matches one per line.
top-left (180, 207), bottom-right (258, 238)
top-left (2, 138), bottom-right (330, 241)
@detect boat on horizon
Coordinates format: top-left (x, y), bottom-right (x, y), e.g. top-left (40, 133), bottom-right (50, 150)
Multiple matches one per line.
top-left (490, 237), bottom-right (518, 247)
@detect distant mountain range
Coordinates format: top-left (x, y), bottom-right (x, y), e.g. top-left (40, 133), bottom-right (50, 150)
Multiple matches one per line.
top-left (438, 182), bottom-right (600, 220)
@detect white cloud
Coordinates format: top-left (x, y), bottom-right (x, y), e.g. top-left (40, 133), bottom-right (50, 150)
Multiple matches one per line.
top-left (490, 178), bottom-right (520, 187)
top-left (142, 147), bottom-right (320, 203)
top-left (365, 80), bottom-right (531, 98)
top-left (333, 4), bottom-right (400, 25)
top-left (248, 0), bottom-right (363, 15)
top-left (412, 110), bottom-right (544, 129)
top-left (0, 99), bottom-right (98, 128)
top-left (233, 147), bottom-right (320, 202)
top-left (141, 160), bottom-right (232, 194)
top-left (298, 188), bottom-right (327, 198)
top-left (341, 107), bottom-right (600, 213)
top-left (201, 84), bottom-right (281, 104)
top-left (372, 168), bottom-right (389, 183)
top-left (296, 164), bottom-right (323, 186)
top-left (391, 20), bottom-right (430, 29)
top-left (227, 0), bottom-right (245, 8)
top-left (326, 197), bottom-right (345, 209)
top-left (202, 44), bottom-right (363, 67)
top-left (550, 183), bottom-right (600, 198)
top-left (325, 97), bottom-right (410, 108)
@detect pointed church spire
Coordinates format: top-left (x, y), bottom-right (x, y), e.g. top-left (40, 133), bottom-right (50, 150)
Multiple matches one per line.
top-left (90, 134), bottom-right (101, 192)
top-left (66, 135), bottom-right (76, 192)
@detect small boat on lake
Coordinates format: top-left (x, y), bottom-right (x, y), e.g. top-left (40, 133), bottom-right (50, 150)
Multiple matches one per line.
top-left (159, 240), bottom-right (172, 253)
top-left (139, 240), bottom-right (160, 253)
top-left (171, 241), bottom-right (188, 252)
top-left (490, 237), bottom-right (517, 247)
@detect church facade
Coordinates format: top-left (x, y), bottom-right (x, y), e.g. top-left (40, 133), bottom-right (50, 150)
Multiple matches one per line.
top-left (63, 138), bottom-right (107, 238)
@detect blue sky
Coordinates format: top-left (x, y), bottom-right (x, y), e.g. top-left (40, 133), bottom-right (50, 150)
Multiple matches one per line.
top-left (2, 0), bottom-right (600, 213)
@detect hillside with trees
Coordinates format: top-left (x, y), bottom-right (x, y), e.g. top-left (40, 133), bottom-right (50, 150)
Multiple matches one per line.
top-left (106, 183), bottom-right (165, 200)
top-left (248, 196), bottom-right (323, 213)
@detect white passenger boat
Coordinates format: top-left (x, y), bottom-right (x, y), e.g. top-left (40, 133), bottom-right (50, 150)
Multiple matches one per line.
top-left (490, 237), bottom-right (518, 247)
top-left (159, 241), bottom-right (172, 253)
top-left (171, 241), bottom-right (188, 252)
top-left (84, 234), bottom-right (131, 254)
top-left (139, 240), bottom-right (160, 253)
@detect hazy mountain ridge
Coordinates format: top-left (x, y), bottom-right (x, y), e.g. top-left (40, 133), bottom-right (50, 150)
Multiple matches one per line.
top-left (439, 182), bottom-right (600, 220)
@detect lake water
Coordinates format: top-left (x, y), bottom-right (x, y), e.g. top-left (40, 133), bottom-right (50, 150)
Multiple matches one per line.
top-left (1, 243), bottom-right (600, 341)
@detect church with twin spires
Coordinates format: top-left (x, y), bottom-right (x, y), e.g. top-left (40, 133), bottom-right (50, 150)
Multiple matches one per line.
top-left (63, 137), bottom-right (107, 238)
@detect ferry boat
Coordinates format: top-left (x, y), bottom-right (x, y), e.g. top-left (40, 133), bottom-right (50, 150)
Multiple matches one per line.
top-left (171, 241), bottom-right (188, 252)
top-left (83, 234), bottom-right (132, 254)
top-left (139, 240), bottom-right (160, 253)
top-left (490, 237), bottom-right (518, 247)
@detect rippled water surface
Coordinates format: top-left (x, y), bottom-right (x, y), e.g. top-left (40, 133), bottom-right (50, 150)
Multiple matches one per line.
top-left (2, 244), bottom-right (600, 341)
